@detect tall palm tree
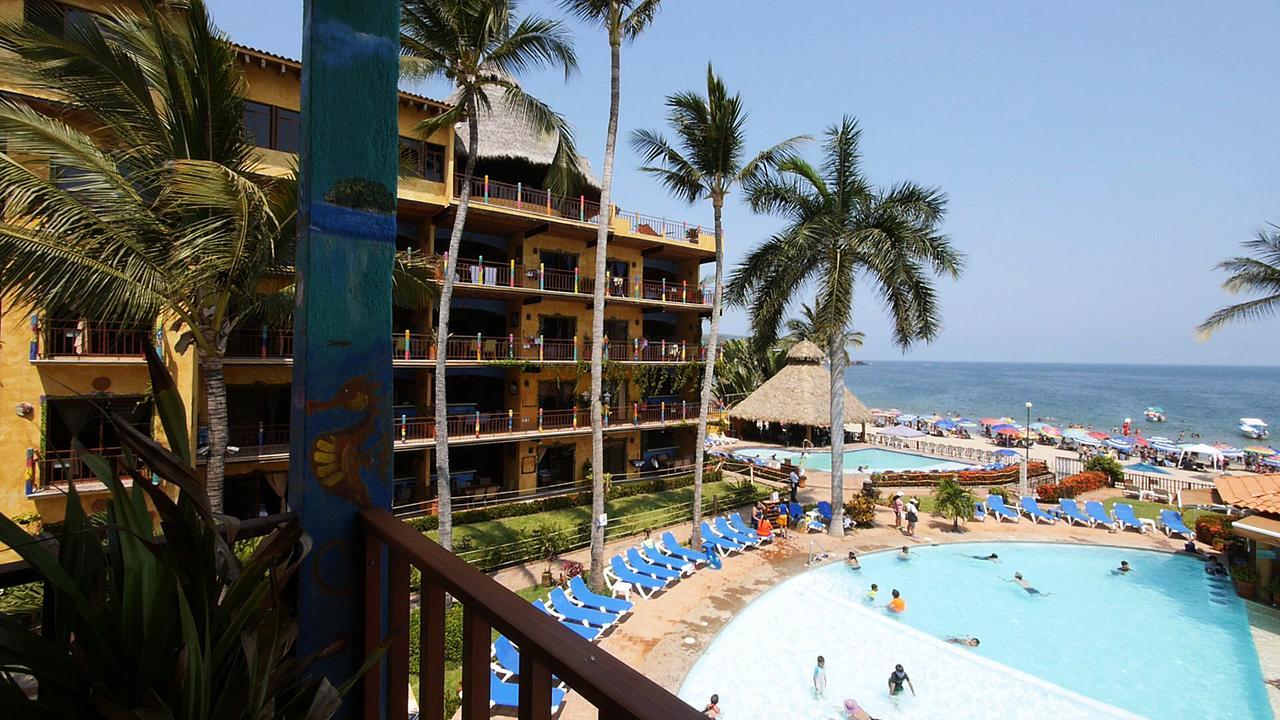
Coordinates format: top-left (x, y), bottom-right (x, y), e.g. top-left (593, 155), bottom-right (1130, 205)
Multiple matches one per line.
top-left (630, 66), bottom-right (805, 547)
top-left (558, 0), bottom-right (662, 589)
top-left (726, 116), bottom-right (963, 536)
top-left (1197, 224), bottom-right (1280, 338)
top-left (0, 0), bottom-right (436, 515)
top-left (401, 0), bottom-right (579, 551)
top-left (782, 302), bottom-right (864, 362)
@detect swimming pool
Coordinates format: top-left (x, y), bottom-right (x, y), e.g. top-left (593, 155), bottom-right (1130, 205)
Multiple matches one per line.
top-left (734, 446), bottom-right (972, 473)
top-left (678, 542), bottom-right (1270, 719)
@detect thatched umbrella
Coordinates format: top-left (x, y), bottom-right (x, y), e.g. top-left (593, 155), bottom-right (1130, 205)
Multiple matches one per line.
top-left (728, 340), bottom-right (872, 443)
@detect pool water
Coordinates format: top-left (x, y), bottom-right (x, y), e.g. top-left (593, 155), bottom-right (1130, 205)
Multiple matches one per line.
top-left (734, 446), bottom-right (972, 473)
top-left (678, 542), bottom-right (1270, 719)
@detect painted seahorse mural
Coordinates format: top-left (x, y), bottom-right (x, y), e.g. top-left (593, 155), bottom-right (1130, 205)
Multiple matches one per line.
top-left (305, 376), bottom-right (386, 508)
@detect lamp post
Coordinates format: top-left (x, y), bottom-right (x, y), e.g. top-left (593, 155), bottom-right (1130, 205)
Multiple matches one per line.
top-left (1024, 401), bottom-right (1033, 464)
top-left (1022, 401), bottom-right (1033, 497)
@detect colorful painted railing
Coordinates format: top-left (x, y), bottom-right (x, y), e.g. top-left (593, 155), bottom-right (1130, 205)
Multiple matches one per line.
top-left (226, 422), bottom-right (292, 458)
top-left (225, 328), bottom-right (295, 359)
top-left (446, 254), bottom-right (709, 306)
top-left (37, 319), bottom-right (152, 359)
top-left (616, 209), bottom-right (709, 243)
top-left (454, 173), bottom-right (604, 224)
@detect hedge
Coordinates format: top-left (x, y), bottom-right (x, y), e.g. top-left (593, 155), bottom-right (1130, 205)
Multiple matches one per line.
top-left (873, 461), bottom-right (1048, 488)
top-left (403, 469), bottom-right (722, 533)
top-left (1035, 471), bottom-right (1109, 501)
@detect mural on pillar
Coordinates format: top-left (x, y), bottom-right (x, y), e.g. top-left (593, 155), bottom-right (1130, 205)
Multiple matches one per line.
top-left (306, 376), bottom-right (387, 508)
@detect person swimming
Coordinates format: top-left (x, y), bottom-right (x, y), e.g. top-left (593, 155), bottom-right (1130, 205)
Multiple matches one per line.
top-left (887, 589), bottom-right (906, 613)
top-left (947, 636), bottom-right (981, 647)
top-left (865, 583), bottom-right (879, 603)
top-left (702, 694), bottom-right (721, 718)
top-left (1114, 560), bottom-right (1132, 574)
top-left (971, 553), bottom-right (999, 561)
top-left (887, 664), bottom-right (916, 697)
top-left (1007, 572), bottom-right (1049, 595)
top-left (848, 551), bottom-right (861, 570)
top-left (897, 546), bottom-right (910, 561)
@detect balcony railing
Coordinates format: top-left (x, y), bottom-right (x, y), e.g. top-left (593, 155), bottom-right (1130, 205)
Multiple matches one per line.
top-left (454, 173), bottom-right (604, 224)
top-left (616, 209), bottom-right (709, 244)
top-left (359, 506), bottom-right (703, 720)
top-left (445, 255), bottom-right (709, 305)
top-left (225, 328), bottom-right (294, 359)
top-left (34, 447), bottom-right (137, 492)
top-left (37, 319), bottom-right (152, 359)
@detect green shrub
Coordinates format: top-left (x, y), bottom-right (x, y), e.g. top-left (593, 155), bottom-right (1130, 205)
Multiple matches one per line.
top-left (1231, 563), bottom-right (1259, 583)
top-left (843, 495), bottom-right (877, 528)
top-left (1195, 513), bottom-right (1232, 545)
top-left (987, 486), bottom-right (1009, 501)
top-left (1084, 455), bottom-right (1124, 486)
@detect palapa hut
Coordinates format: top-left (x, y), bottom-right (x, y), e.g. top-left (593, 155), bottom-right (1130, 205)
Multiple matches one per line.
top-left (727, 340), bottom-right (873, 446)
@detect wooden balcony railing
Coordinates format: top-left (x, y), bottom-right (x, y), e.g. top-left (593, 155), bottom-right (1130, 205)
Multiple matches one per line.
top-left (615, 209), bottom-right (708, 244)
top-left (35, 447), bottom-right (137, 490)
top-left (225, 328), bottom-right (294, 359)
top-left (444, 255), bottom-right (708, 306)
top-left (454, 173), bottom-right (604, 224)
top-left (227, 422), bottom-right (292, 458)
top-left (359, 506), bottom-right (704, 720)
top-left (37, 319), bottom-right (152, 359)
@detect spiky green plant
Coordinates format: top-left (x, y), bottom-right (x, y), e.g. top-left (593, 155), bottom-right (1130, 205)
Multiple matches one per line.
top-left (932, 476), bottom-right (975, 532)
top-left (726, 116), bottom-right (963, 537)
top-left (1198, 224), bottom-right (1280, 338)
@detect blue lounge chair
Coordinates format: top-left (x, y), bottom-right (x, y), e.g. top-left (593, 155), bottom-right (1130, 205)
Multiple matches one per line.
top-left (625, 548), bottom-right (682, 582)
top-left (973, 502), bottom-right (988, 522)
top-left (1084, 500), bottom-right (1116, 529)
top-left (492, 635), bottom-right (520, 679)
top-left (606, 556), bottom-right (665, 598)
top-left (816, 501), bottom-right (834, 524)
top-left (985, 494), bottom-right (1020, 522)
top-left (639, 545), bottom-right (695, 576)
top-left (567, 575), bottom-right (634, 616)
top-left (714, 516), bottom-right (760, 547)
top-left (490, 671), bottom-right (566, 713)
top-left (701, 521), bottom-right (745, 555)
top-left (731, 512), bottom-right (771, 544)
top-left (548, 588), bottom-right (620, 628)
top-left (1018, 496), bottom-right (1056, 524)
top-left (777, 502), bottom-right (804, 524)
top-left (661, 531), bottom-right (708, 566)
top-left (1113, 503), bottom-right (1147, 533)
top-left (1058, 499), bottom-right (1093, 527)
top-left (1159, 509), bottom-right (1193, 539)
top-left (532, 601), bottom-right (601, 641)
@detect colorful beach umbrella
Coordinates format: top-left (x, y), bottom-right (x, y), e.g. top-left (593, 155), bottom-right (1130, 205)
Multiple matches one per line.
top-left (980, 418), bottom-right (1002, 426)
top-left (994, 448), bottom-right (1020, 457)
top-left (934, 419), bottom-right (957, 430)
top-left (1037, 425), bottom-right (1062, 437)
top-left (1130, 436), bottom-right (1150, 447)
top-left (1245, 446), bottom-right (1277, 456)
top-left (1062, 428), bottom-right (1091, 441)
top-left (1126, 462), bottom-right (1171, 476)
top-left (1087, 431), bottom-right (1110, 440)
top-left (995, 426), bottom-right (1023, 436)
top-left (1265, 456), bottom-right (1280, 467)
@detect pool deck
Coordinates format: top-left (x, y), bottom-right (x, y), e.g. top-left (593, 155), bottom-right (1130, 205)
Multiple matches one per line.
top-left (554, 502), bottom-right (1280, 720)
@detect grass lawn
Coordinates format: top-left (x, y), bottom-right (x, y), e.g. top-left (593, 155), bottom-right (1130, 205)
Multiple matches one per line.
top-left (432, 480), bottom-right (756, 549)
top-left (1099, 496), bottom-right (1217, 525)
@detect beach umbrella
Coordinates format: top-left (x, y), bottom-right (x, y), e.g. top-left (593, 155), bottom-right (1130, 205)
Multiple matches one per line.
top-left (995, 426), bottom-right (1022, 437)
top-left (922, 415), bottom-right (942, 423)
top-left (1126, 462), bottom-right (1171, 476)
top-left (1151, 441), bottom-right (1181, 454)
top-left (994, 449), bottom-right (1019, 457)
top-left (1265, 456), bottom-right (1280, 467)
top-left (1245, 446), bottom-right (1277, 456)
top-left (1029, 422), bottom-right (1048, 431)
top-left (897, 414), bottom-right (918, 424)
top-left (955, 417), bottom-right (976, 425)
top-left (880, 425), bottom-right (925, 438)
top-left (934, 419), bottom-right (957, 430)
top-left (1062, 428), bottom-right (1091, 441)
top-left (980, 418), bottom-right (1002, 426)
top-left (1087, 431), bottom-right (1109, 440)
top-left (1148, 436), bottom-right (1173, 444)
top-left (1078, 436), bottom-right (1103, 447)
top-left (887, 408), bottom-right (901, 415)
top-left (1038, 425), bottom-right (1062, 437)
top-left (1214, 443), bottom-right (1244, 457)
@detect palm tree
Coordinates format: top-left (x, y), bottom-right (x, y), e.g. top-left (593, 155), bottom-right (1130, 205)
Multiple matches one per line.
top-left (932, 476), bottom-right (974, 532)
top-left (1197, 224), bottom-right (1280, 338)
top-left (630, 66), bottom-right (805, 547)
top-left (726, 116), bottom-right (963, 537)
top-left (0, 0), bottom-right (436, 515)
top-left (782, 302), bottom-right (864, 362)
top-left (401, 0), bottom-right (579, 550)
top-left (558, 0), bottom-right (663, 589)
top-left (712, 338), bottom-right (785, 401)
top-left (558, 0), bottom-right (660, 589)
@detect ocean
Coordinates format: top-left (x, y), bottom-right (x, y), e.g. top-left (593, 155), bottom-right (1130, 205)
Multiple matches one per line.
top-left (845, 361), bottom-right (1280, 445)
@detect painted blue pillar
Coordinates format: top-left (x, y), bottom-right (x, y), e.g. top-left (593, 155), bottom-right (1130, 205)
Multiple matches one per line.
top-left (290, 0), bottom-right (399, 712)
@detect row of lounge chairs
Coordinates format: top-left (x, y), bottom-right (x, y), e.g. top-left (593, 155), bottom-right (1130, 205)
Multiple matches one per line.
top-left (489, 512), bottom-right (773, 713)
top-left (975, 494), bottom-right (1193, 537)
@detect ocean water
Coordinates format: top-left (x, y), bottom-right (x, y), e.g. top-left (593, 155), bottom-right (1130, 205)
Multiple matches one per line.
top-left (846, 361), bottom-right (1280, 444)
top-left (679, 542), bottom-right (1270, 720)
top-left (733, 447), bottom-right (972, 473)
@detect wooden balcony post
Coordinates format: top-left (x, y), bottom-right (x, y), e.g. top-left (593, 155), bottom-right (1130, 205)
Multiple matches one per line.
top-left (517, 181), bottom-right (523, 209)
top-left (419, 579), bottom-right (446, 720)
top-left (517, 653), bottom-right (553, 720)
top-left (290, 0), bottom-right (399, 716)
top-left (460, 606), bottom-right (492, 720)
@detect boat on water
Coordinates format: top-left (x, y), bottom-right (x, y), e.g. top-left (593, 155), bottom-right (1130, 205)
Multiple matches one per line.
top-left (1240, 418), bottom-right (1270, 440)
top-left (1144, 407), bottom-right (1166, 422)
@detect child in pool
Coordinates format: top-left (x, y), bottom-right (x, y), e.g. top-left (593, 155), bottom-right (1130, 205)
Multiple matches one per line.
top-left (847, 551), bottom-right (861, 570)
top-left (865, 583), bottom-right (879, 603)
top-left (813, 656), bottom-right (827, 698)
top-left (886, 589), bottom-right (906, 613)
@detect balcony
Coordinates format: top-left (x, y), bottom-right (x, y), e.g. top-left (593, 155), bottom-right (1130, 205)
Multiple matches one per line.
top-left (225, 329), bottom-right (703, 365)
top-left (450, 256), bottom-right (711, 308)
top-left (222, 401), bottom-right (703, 462)
top-left (28, 447), bottom-right (138, 497)
top-left (32, 319), bottom-right (152, 363)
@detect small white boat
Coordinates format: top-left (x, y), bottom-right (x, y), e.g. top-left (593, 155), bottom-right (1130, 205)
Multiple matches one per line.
top-left (1144, 407), bottom-right (1166, 422)
top-left (1240, 418), bottom-right (1270, 440)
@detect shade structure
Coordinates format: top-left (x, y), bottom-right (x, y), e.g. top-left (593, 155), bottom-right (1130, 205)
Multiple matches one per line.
top-left (1151, 441), bottom-right (1181, 454)
top-left (1062, 428), bottom-right (1091, 441)
top-left (1126, 462), bottom-right (1171, 475)
top-left (1180, 442), bottom-right (1222, 456)
top-left (994, 448), bottom-right (1020, 457)
top-left (1245, 446), bottom-right (1277, 456)
top-left (934, 419), bottom-right (957, 430)
top-left (727, 341), bottom-right (873, 428)
top-left (1087, 431), bottom-right (1110, 440)
top-left (995, 426), bottom-right (1023, 437)
top-left (896, 414), bottom-right (919, 424)
top-left (880, 425), bottom-right (926, 438)
top-left (1105, 437), bottom-right (1135, 452)
top-left (1037, 425), bottom-right (1062, 437)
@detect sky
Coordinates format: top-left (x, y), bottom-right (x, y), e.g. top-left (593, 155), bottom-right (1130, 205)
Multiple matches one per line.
top-left (206, 0), bottom-right (1280, 365)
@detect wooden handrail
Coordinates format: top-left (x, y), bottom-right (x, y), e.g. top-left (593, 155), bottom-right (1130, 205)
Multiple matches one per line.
top-left (359, 507), bottom-right (704, 720)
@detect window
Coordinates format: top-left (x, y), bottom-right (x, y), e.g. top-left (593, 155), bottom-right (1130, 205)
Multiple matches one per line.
top-left (25, 0), bottom-right (96, 39)
top-left (274, 108), bottom-right (301, 153)
top-left (243, 102), bottom-right (272, 147)
top-left (399, 137), bottom-right (445, 182)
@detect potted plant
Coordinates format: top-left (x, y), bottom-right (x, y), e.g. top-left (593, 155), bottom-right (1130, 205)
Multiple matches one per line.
top-left (532, 522), bottom-right (565, 587)
top-left (1264, 576), bottom-right (1280, 606)
top-left (1231, 563), bottom-right (1259, 599)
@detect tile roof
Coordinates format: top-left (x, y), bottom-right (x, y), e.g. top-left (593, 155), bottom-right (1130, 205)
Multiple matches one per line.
top-left (230, 43), bottom-right (450, 109)
top-left (1215, 474), bottom-right (1280, 514)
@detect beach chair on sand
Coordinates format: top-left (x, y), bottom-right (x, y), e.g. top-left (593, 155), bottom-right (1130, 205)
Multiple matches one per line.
top-left (625, 548), bottom-right (683, 583)
top-left (700, 521), bottom-right (745, 556)
top-left (568, 575), bottom-right (634, 617)
top-left (606, 556), bottom-right (665, 599)
top-left (816, 501), bottom-right (834, 525)
top-left (731, 512), bottom-right (772, 544)
top-left (973, 502), bottom-right (988, 522)
top-left (714, 516), bottom-right (762, 548)
top-left (1018, 497), bottom-right (1056, 524)
top-left (1084, 501), bottom-right (1117, 530)
top-left (1058, 499), bottom-right (1093, 527)
top-left (1159, 509), bottom-right (1193, 539)
top-left (533, 601), bottom-right (601, 640)
top-left (661, 531), bottom-right (708, 566)
top-left (1113, 503), bottom-right (1147, 533)
top-left (490, 671), bottom-right (566, 714)
top-left (548, 588), bottom-right (621, 629)
top-left (985, 494), bottom-right (1020, 522)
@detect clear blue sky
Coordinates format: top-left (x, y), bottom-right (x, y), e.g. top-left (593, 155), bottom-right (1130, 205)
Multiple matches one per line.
top-left (207, 0), bottom-right (1279, 365)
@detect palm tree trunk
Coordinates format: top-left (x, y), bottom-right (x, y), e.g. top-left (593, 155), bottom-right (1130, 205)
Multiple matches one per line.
top-left (691, 198), bottom-right (725, 548)
top-left (588, 39), bottom-right (622, 590)
top-left (434, 107), bottom-right (480, 552)
top-left (827, 335), bottom-right (846, 536)
top-left (201, 350), bottom-right (227, 514)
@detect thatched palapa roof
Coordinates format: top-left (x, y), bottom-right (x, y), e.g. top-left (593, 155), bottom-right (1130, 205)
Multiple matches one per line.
top-left (728, 341), bottom-right (873, 427)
